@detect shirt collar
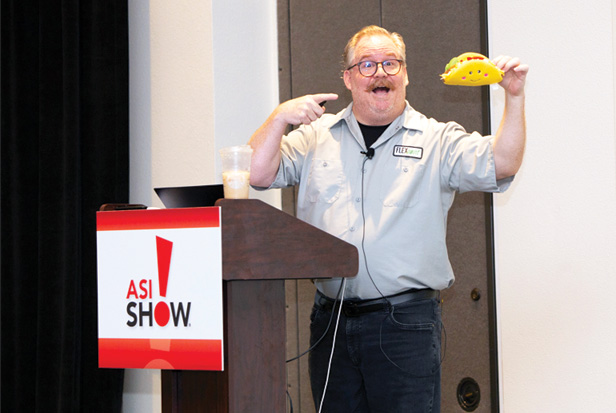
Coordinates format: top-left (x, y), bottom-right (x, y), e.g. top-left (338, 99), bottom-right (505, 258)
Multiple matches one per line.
top-left (397, 102), bottom-right (425, 132)
top-left (328, 101), bottom-right (425, 133)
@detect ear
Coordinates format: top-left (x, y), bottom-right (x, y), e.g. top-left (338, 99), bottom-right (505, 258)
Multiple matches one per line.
top-left (343, 70), bottom-right (352, 90)
top-left (403, 67), bottom-right (409, 87)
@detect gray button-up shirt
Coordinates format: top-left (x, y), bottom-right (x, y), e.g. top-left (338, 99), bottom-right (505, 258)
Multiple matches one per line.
top-left (262, 101), bottom-right (512, 299)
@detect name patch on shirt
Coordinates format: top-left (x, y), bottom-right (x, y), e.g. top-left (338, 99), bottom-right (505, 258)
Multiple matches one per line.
top-left (393, 145), bottom-right (423, 159)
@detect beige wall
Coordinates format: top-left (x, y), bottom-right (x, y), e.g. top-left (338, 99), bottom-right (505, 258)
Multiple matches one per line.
top-left (489, 0), bottom-right (616, 411)
top-left (127, 1), bottom-right (279, 411)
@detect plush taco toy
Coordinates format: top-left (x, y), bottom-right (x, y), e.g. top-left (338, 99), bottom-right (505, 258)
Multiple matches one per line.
top-left (440, 52), bottom-right (504, 86)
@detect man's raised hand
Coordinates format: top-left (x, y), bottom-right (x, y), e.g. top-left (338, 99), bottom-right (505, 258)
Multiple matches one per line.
top-left (276, 93), bottom-right (339, 126)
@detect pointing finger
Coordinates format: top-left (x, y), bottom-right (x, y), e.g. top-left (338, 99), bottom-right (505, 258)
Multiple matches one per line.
top-left (311, 93), bottom-right (339, 104)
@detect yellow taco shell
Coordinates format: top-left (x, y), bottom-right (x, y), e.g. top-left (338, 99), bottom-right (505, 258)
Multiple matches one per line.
top-left (440, 52), bottom-right (504, 86)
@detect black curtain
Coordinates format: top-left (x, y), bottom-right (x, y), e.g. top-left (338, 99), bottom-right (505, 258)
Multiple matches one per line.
top-left (2, 1), bottom-right (128, 411)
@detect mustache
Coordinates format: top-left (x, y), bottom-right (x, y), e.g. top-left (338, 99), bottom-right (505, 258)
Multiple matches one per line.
top-left (365, 79), bottom-right (395, 92)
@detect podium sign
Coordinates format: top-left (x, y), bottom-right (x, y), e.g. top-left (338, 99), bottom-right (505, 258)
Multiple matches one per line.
top-left (96, 207), bottom-right (223, 370)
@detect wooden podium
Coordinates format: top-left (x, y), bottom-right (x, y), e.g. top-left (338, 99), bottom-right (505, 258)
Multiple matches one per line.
top-left (161, 199), bottom-right (358, 412)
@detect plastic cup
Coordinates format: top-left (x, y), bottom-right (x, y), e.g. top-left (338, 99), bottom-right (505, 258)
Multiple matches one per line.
top-left (219, 145), bottom-right (253, 199)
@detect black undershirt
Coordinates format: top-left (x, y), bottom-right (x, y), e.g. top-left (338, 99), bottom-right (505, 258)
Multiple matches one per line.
top-left (358, 122), bottom-right (390, 149)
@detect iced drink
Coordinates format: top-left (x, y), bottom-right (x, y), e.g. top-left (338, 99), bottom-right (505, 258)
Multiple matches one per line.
top-left (222, 170), bottom-right (250, 199)
top-left (219, 145), bottom-right (253, 199)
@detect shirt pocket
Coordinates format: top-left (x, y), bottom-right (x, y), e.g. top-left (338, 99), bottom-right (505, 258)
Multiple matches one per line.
top-left (306, 159), bottom-right (344, 203)
top-left (379, 158), bottom-right (425, 208)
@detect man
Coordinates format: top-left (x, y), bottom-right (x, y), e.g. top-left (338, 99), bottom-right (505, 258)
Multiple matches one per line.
top-left (249, 25), bottom-right (527, 412)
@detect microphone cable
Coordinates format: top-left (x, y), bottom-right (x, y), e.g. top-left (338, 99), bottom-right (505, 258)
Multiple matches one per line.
top-left (360, 151), bottom-right (390, 304)
top-left (285, 278), bottom-right (346, 363)
top-left (314, 152), bottom-right (381, 412)
top-left (285, 279), bottom-right (347, 413)
top-left (360, 150), bottom-right (446, 377)
top-left (317, 277), bottom-right (346, 413)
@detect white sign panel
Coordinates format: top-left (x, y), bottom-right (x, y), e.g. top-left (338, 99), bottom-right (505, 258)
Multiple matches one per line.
top-left (96, 207), bottom-right (223, 370)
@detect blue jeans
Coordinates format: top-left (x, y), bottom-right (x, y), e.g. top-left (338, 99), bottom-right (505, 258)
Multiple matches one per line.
top-left (309, 295), bottom-right (442, 413)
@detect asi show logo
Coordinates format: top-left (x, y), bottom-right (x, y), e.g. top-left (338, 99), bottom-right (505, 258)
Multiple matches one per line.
top-left (125, 236), bottom-right (191, 328)
top-left (97, 207), bottom-right (223, 370)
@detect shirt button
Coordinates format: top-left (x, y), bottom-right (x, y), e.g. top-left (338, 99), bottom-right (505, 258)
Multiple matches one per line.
top-left (355, 197), bottom-right (361, 202)
top-left (350, 227), bottom-right (356, 232)
top-left (323, 161), bottom-right (328, 167)
top-left (403, 167), bottom-right (409, 173)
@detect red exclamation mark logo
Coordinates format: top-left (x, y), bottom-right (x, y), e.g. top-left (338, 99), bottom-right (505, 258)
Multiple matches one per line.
top-left (155, 236), bottom-right (173, 326)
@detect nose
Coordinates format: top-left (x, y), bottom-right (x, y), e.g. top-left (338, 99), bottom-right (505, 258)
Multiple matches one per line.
top-left (373, 62), bottom-right (388, 77)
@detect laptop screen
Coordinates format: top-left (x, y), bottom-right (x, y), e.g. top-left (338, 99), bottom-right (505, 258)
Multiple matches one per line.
top-left (154, 184), bottom-right (224, 208)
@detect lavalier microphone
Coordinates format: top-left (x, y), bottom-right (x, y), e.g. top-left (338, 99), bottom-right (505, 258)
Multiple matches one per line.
top-left (361, 147), bottom-right (375, 159)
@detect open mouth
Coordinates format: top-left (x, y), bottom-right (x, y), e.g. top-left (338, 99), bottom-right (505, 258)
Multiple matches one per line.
top-left (372, 86), bottom-right (390, 93)
top-left (368, 84), bottom-right (393, 95)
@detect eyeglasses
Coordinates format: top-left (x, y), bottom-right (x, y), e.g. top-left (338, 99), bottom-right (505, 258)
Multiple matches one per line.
top-left (346, 59), bottom-right (404, 77)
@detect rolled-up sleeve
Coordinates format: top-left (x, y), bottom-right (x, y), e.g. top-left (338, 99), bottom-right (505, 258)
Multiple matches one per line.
top-left (440, 123), bottom-right (514, 193)
top-left (252, 124), bottom-right (314, 191)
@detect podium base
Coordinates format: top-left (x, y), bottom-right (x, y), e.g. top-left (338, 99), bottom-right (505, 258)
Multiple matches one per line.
top-left (162, 279), bottom-right (287, 413)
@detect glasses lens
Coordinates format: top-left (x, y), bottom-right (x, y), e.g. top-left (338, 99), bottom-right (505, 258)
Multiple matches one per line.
top-left (358, 61), bottom-right (377, 76)
top-left (382, 60), bottom-right (401, 75)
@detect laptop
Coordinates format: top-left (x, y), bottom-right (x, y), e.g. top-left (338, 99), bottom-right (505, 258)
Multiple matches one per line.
top-left (154, 184), bottom-right (224, 208)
